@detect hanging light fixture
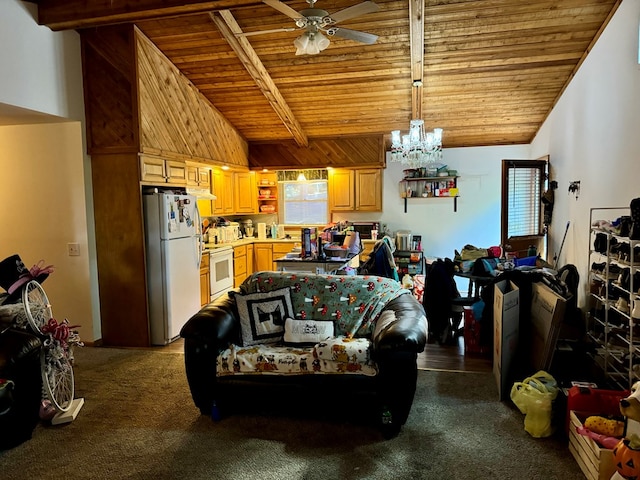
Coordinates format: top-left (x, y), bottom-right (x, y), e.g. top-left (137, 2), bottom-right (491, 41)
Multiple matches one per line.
top-left (294, 30), bottom-right (330, 55)
top-left (390, 120), bottom-right (443, 168)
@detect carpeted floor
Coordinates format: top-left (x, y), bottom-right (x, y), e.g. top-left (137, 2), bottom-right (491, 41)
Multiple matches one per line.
top-left (0, 346), bottom-right (585, 479)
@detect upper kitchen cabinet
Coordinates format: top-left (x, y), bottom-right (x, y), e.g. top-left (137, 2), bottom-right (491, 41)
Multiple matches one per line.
top-left (329, 168), bottom-right (382, 212)
top-left (212, 168), bottom-right (234, 216)
top-left (234, 171), bottom-right (257, 214)
top-left (186, 163), bottom-right (211, 189)
top-left (140, 155), bottom-right (187, 185)
top-left (328, 169), bottom-right (354, 211)
top-left (256, 171), bottom-right (278, 214)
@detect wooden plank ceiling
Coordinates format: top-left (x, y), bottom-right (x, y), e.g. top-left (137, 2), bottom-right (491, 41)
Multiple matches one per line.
top-left (36, 0), bottom-right (621, 150)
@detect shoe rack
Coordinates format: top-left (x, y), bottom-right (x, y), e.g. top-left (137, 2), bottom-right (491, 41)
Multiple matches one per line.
top-left (587, 207), bottom-right (639, 389)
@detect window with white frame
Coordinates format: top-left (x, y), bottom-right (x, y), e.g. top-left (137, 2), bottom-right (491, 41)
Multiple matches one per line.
top-left (501, 159), bottom-right (547, 242)
top-left (278, 170), bottom-right (328, 225)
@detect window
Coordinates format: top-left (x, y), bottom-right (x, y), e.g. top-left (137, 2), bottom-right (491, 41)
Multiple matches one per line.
top-left (278, 170), bottom-right (328, 225)
top-left (501, 159), bottom-right (547, 253)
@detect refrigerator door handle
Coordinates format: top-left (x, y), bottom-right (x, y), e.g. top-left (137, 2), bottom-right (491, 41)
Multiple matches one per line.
top-left (195, 202), bottom-right (202, 269)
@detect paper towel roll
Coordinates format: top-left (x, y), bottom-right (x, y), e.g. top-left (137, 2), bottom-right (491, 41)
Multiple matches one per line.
top-left (257, 222), bottom-right (267, 240)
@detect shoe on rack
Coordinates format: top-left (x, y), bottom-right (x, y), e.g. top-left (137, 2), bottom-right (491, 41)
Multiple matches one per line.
top-left (607, 264), bottom-right (622, 279)
top-left (618, 267), bottom-right (631, 291)
top-left (615, 297), bottom-right (630, 314)
top-left (591, 262), bottom-right (606, 273)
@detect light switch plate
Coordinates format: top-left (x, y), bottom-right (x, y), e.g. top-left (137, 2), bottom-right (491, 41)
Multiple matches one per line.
top-left (67, 243), bottom-right (80, 256)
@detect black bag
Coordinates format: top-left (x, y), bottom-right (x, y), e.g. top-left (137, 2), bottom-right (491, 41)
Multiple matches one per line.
top-left (593, 232), bottom-right (615, 254)
top-left (631, 198), bottom-right (640, 240)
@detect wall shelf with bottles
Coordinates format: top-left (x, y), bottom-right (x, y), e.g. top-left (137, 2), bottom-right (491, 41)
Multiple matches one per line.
top-left (399, 175), bottom-right (460, 213)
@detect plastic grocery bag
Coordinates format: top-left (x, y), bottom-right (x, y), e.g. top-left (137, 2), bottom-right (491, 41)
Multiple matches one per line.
top-left (510, 370), bottom-right (558, 438)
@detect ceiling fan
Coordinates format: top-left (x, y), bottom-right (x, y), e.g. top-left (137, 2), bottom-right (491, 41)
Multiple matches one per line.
top-left (243, 0), bottom-right (380, 55)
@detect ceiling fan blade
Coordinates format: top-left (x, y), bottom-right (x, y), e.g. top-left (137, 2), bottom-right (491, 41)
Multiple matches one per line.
top-left (327, 1), bottom-right (379, 24)
top-left (238, 27), bottom-right (297, 37)
top-left (262, 0), bottom-right (304, 20)
top-left (328, 27), bottom-right (378, 44)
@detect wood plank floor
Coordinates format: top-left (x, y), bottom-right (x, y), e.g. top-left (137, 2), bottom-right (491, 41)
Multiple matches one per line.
top-left (155, 336), bottom-right (493, 374)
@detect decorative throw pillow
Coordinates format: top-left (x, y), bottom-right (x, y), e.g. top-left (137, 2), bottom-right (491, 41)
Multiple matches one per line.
top-left (283, 318), bottom-right (335, 347)
top-left (232, 287), bottom-right (295, 346)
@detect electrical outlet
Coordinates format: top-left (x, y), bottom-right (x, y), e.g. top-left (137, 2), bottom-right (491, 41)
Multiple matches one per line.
top-left (67, 243), bottom-right (80, 256)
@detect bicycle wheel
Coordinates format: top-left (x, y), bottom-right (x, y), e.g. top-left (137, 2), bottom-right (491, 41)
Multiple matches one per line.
top-left (22, 280), bottom-right (52, 335)
top-left (41, 343), bottom-right (74, 412)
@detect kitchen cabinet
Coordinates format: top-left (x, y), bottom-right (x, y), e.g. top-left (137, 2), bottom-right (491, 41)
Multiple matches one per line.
top-left (329, 168), bottom-right (382, 212)
top-left (186, 163), bottom-right (211, 189)
top-left (234, 171), bottom-right (257, 214)
top-left (233, 244), bottom-right (249, 287)
top-left (355, 169), bottom-right (382, 211)
top-left (256, 171), bottom-right (278, 214)
top-left (254, 243), bottom-right (273, 272)
top-left (188, 163), bottom-right (213, 217)
top-left (272, 243), bottom-right (295, 270)
top-left (200, 252), bottom-right (210, 307)
top-left (253, 241), bottom-right (296, 272)
top-left (212, 168), bottom-right (234, 215)
top-left (246, 243), bottom-right (254, 278)
top-left (140, 155), bottom-right (187, 185)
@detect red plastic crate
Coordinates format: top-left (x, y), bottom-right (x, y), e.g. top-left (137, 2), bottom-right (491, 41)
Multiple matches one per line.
top-left (565, 386), bottom-right (629, 435)
top-left (463, 306), bottom-right (489, 355)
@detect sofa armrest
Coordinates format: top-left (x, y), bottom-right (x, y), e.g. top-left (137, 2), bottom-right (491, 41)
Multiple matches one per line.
top-left (180, 290), bottom-right (240, 345)
top-left (372, 293), bottom-right (427, 353)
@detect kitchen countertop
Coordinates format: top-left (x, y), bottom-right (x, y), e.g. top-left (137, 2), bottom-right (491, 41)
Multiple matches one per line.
top-left (203, 237), bottom-right (376, 252)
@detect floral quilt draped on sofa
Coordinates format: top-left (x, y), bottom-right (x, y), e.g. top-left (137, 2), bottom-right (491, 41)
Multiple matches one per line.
top-left (216, 272), bottom-right (409, 377)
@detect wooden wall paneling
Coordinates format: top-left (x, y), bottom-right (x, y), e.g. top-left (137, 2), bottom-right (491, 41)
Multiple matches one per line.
top-left (248, 135), bottom-right (384, 169)
top-left (81, 24), bottom-right (139, 154)
top-left (91, 153), bottom-right (150, 347)
top-left (135, 28), bottom-right (249, 167)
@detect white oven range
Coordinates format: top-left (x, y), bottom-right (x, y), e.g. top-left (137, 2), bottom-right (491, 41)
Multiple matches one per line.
top-left (210, 245), bottom-right (234, 301)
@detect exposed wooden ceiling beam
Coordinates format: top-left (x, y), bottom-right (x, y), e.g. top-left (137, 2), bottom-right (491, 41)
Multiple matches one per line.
top-left (37, 0), bottom-right (261, 31)
top-left (409, 0), bottom-right (424, 120)
top-left (210, 10), bottom-right (308, 147)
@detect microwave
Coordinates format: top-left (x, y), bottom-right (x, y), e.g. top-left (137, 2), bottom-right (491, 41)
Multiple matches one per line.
top-left (351, 222), bottom-right (378, 240)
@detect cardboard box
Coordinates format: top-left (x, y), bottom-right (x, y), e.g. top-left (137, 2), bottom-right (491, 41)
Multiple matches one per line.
top-left (493, 280), bottom-right (520, 400)
top-left (530, 282), bottom-right (567, 372)
top-left (568, 410), bottom-right (616, 480)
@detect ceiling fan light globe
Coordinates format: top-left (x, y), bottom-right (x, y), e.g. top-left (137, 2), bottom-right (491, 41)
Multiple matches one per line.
top-left (294, 33), bottom-right (311, 55)
top-left (315, 31), bottom-right (330, 51)
top-left (293, 31), bottom-right (330, 55)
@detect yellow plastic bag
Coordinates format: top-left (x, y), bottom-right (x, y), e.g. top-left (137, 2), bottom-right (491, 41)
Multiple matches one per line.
top-left (510, 370), bottom-right (558, 438)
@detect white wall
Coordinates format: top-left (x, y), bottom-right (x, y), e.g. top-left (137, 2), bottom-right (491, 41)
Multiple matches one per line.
top-left (334, 144), bottom-right (530, 260)
top-left (0, 123), bottom-right (93, 337)
top-left (531, 0), bottom-right (640, 307)
top-left (0, 1), bottom-right (98, 340)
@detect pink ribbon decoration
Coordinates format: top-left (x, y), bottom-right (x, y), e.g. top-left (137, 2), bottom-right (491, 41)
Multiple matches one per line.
top-left (42, 318), bottom-right (79, 346)
top-left (7, 260), bottom-right (54, 295)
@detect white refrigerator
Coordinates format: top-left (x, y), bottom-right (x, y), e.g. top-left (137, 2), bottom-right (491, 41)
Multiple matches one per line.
top-left (143, 192), bottom-right (202, 345)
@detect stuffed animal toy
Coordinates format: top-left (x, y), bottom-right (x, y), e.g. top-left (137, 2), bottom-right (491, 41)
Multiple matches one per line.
top-left (611, 382), bottom-right (640, 480)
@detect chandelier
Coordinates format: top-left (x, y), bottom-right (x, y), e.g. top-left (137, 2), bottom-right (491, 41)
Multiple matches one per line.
top-left (390, 120), bottom-right (443, 168)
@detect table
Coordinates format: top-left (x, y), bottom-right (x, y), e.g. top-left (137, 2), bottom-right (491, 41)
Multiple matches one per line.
top-left (454, 271), bottom-right (496, 299)
top-left (274, 254), bottom-right (358, 275)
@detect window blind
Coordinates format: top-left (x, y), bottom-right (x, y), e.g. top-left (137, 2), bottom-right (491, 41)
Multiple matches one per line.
top-left (507, 166), bottom-right (541, 237)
